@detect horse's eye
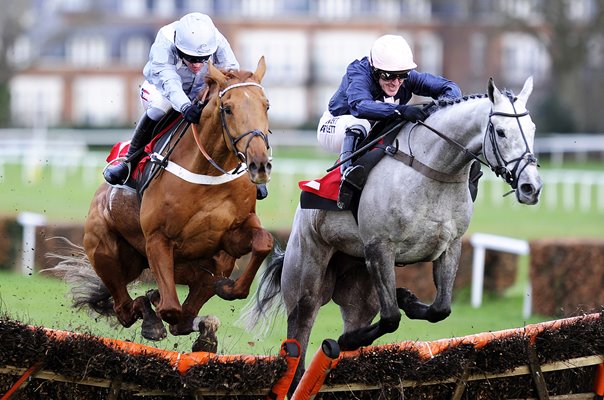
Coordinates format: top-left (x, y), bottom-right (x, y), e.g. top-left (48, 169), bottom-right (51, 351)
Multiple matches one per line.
top-left (496, 127), bottom-right (506, 138)
top-left (223, 106), bottom-right (232, 115)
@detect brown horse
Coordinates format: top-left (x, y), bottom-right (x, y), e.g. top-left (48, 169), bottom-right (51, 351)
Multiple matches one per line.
top-left (52, 57), bottom-right (273, 350)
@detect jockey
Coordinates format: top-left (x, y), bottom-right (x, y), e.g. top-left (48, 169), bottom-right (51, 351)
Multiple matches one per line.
top-left (104, 13), bottom-right (270, 198)
top-left (317, 34), bottom-right (462, 209)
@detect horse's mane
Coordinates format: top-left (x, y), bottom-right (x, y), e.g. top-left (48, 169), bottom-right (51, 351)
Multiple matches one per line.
top-left (423, 93), bottom-right (489, 117)
top-left (425, 87), bottom-right (520, 117)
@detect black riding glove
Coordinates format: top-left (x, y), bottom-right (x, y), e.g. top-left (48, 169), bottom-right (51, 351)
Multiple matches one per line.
top-left (395, 104), bottom-right (428, 123)
top-left (182, 103), bottom-right (202, 124)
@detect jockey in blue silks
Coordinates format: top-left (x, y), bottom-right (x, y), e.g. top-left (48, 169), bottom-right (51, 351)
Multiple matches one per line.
top-left (317, 34), bottom-right (462, 209)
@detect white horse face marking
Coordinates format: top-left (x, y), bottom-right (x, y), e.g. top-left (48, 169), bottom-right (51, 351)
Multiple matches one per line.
top-left (485, 77), bottom-right (542, 205)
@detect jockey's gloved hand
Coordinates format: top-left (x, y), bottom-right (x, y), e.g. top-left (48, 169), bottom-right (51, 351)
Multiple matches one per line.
top-left (395, 105), bottom-right (428, 123)
top-left (182, 103), bottom-right (202, 123)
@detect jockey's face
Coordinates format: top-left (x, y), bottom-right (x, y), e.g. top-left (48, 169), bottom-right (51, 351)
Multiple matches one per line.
top-left (184, 59), bottom-right (205, 74)
top-left (379, 75), bottom-right (405, 97)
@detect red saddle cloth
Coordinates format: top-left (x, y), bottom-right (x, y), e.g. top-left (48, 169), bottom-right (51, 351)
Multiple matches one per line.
top-left (105, 133), bottom-right (166, 180)
top-left (298, 167), bottom-right (342, 201)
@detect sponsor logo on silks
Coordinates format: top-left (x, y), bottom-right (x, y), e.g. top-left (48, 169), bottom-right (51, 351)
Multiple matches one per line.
top-left (320, 122), bottom-right (337, 134)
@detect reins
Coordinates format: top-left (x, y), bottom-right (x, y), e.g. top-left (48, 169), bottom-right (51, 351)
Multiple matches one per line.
top-left (416, 119), bottom-right (487, 168)
top-left (408, 95), bottom-right (537, 191)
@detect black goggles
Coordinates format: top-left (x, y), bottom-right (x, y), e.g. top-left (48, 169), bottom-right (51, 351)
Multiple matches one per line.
top-left (177, 49), bottom-right (211, 64)
top-left (377, 70), bottom-right (410, 81)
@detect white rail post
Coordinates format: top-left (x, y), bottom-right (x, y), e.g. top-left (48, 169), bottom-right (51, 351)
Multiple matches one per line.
top-left (16, 212), bottom-right (47, 275)
top-left (469, 233), bottom-right (530, 310)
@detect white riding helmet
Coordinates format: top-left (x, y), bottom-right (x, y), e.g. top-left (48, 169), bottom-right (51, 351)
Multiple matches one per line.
top-left (370, 34), bottom-right (417, 72)
top-left (174, 13), bottom-right (218, 57)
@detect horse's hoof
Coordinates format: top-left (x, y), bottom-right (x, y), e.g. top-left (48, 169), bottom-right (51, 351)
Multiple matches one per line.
top-left (426, 308), bottom-right (451, 323)
top-left (396, 287), bottom-right (419, 308)
top-left (397, 287), bottom-right (443, 321)
top-left (214, 278), bottom-right (239, 300)
top-left (192, 336), bottom-right (218, 353)
top-left (141, 323), bottom-right (167, 341)
top-left (192, 315), bottom-right (221, 353)
top-left (337, 332), bottom-right (363, 351)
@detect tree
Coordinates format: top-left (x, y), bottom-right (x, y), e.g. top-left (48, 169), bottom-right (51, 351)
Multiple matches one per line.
top-left (503, 0), bottom-right (604, 132)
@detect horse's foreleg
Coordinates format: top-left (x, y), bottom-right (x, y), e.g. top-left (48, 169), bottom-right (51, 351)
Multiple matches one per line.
top-left (215, 215), bottom-right (273, 300)
top-left (170, 274), bottom-right (218, 336)
top-left (134, 294), bottom-right (167, 341)
top-left (338, 241), bottom-right (400, 351)
top-left (145, 234), bottom-right (182, 325)
top-left (398, 242), bottom-right (460, 322)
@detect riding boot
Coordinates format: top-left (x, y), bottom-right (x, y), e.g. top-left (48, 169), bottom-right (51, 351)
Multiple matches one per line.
top-left (103, 114), bottom-right (156, 185)
top-left (468, 160), bottom-right (484, 202)
top-left (256, 183), bottom-right (268, 200)
top-left (338, 125), bottom-right (367, 175)
top-left (337, 125), bottom-right (367, 209)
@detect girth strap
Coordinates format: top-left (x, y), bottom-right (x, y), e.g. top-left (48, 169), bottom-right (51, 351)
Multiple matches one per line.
top-left (384, 145), bottom-right (467, 183)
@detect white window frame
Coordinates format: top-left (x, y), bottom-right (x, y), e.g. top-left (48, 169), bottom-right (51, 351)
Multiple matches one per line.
top-left (501, 32), bottom-right (550, 85)
top-left (67, 35), bottom-right (110, 67)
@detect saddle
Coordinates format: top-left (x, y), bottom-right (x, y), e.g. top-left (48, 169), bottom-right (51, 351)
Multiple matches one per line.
top-left (300, 118), bottom-right (401, 216)
top-left (105, 110), bottom-right (187, 199)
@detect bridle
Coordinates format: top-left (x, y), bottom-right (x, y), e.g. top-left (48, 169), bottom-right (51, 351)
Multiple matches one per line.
top-left (484, 92), bottom-right (538, 190)
top-left (412, 93), bottom-right (537, 193)
top-left (192, 81), bottom-right (271, 175)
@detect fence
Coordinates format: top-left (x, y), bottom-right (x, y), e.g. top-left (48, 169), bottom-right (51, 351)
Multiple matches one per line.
top-left (2, 135), bottom-right (604, 213)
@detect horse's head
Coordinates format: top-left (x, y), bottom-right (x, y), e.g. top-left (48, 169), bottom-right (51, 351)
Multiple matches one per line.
top-left (204, 57), bottom-right (271, 184)
top-left (484, 76), bottom-right (542, 205)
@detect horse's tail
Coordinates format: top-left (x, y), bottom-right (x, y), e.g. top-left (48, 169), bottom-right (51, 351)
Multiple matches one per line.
top-left (42, 237), bottom-right (116, 318)
top-left (238, 242), bottom-right (285, 337)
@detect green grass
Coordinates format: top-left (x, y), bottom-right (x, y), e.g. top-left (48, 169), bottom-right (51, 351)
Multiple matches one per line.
top-left (0, 269), bottom-right (548, 359)
top-left (3, 153), bottom-right (604, 238)
top-left (1, 152), bottom-right (603, 359)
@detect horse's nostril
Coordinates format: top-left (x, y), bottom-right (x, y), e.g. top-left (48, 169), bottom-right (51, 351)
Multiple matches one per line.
top-left (248, 163), bottom-right (258, 173)
top-left (266, 162), bottom-right (272, 173)
top-left (520, 183), bottom-right (534, 195)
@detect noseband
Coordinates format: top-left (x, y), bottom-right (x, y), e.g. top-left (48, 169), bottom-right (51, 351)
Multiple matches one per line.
top-left (218, 82), bottom-right (271, 165)
top-left (485, 92), bottom-right (538, 190)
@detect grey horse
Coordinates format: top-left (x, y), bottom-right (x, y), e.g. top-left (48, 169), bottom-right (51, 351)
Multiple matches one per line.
top-left (242, 77), bottom-right (542, 394)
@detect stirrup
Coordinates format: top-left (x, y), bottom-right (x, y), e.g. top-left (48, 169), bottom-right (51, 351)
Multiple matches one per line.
top-left (103, 157), bottom-right (131, 185)
top-left (337, 182), bottom-right (356, 210)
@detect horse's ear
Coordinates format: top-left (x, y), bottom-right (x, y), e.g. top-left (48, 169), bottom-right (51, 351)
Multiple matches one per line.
top-left (207, 61), bottom-right (228, 87)
top-left (517, 76), bottom-right (534, 104)
top-left (487, 77), bottom-right (499, 103)
top-left (252, 56), bottom-right (266, 83)
top-left (487, 77), bottom-right (502, 104)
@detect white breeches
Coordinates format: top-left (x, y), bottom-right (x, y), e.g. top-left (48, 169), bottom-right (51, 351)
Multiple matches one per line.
top-left (139, 80), bottom-right (173, 121)
top-left (316, 111), bottom-right (371, 154)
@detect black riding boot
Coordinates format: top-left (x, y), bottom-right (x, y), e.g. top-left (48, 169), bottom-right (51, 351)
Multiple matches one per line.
top-left (468, 160), bottom-right (483, 202)
top-left (103, 114), bottom-right (156, 185)
top-left (337, 125), bottom-right (367, 209)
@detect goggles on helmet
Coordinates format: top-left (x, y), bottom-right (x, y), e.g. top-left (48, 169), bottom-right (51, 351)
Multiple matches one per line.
top-left (177, 48), bottom-right (211, 64)
top-left (376, 69), bottom-right (411, 81)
